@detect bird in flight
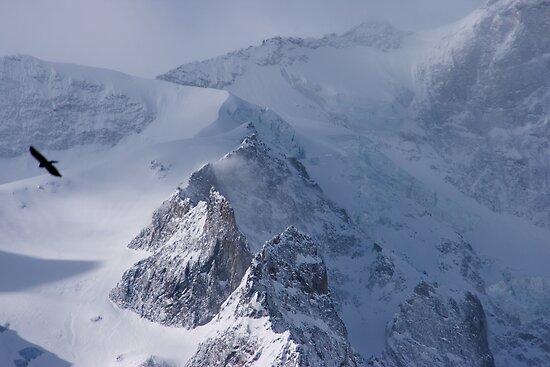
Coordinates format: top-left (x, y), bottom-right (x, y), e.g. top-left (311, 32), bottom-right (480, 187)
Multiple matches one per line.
top-left (29, 146), bottom-right (62, 177)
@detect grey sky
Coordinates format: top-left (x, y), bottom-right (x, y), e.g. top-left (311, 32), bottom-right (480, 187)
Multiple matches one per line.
top-left (0, 0), bottom-right (484, 78)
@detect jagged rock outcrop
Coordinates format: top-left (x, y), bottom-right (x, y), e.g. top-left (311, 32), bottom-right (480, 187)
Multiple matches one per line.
top-left (181, 129), bottom-right (362, 256)
top-left (486, 276), bottom-right (550, 366)
top-left (0, 55), bottom-right (155, 157)
top-left (372, 282), bottom-right (495, 367)
top-left (128, 191), bottom-right (192, 252)
top-left (414, 0), bottom-right (550, 228)
top-left (109, 189), bottom-right (252, 328)
top-left (185, 227), bottom-right (360, 367)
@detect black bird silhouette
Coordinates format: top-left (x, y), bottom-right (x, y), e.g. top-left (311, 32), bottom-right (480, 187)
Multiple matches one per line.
top-left (29, 146), bottom-right (62, 177)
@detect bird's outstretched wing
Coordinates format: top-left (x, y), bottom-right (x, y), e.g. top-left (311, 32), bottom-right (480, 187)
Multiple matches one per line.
top-left (29, 146), bottom-right (48, 165)
top-left (45, 164), bottom-right (62, 177)
top-left (29, 146), bottom-right (62, 177)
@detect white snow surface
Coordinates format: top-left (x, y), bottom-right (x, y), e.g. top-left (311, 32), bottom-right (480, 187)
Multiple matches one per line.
top-left (0, 57), bottom-right (251, 366)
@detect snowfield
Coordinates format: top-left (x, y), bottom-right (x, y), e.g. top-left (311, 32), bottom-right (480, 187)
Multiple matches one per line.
top-left (0, 56), bottom-right (254, 366)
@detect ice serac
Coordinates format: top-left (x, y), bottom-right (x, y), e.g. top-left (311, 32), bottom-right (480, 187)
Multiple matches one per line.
top-left (0, 55), bottom-right (155, 157)
top-left (415, 0), bottom-right (550, 228)
top-left (186, 227), bottom-right (359, 367)
top-left (109, 189), bottom-right (252, 328)
top-left (373, 282), bottom-right (495, 367)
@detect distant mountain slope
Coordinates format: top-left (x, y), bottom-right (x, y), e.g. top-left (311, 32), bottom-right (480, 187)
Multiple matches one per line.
top-left (414, 0), bottom-right (550, 228)
top-left (159, 21), bottom-right (416, 133)
top-left (159, 1), bottom-right (550, 231)
top-left (0, 55), bottom-right (155, 157)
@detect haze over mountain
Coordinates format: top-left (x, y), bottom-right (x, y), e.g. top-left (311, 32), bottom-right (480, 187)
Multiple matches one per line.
top-left (0, 0), bottom-right (484, 77)
top-left (1, 1), bottom-right (549, 366)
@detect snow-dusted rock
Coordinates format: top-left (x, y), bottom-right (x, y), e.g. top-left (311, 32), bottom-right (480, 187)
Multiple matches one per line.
top-left (340, 21), bottom-right (407, 51)
top-left (138, 356), bottom-right (173, 367)
top-left (181, 130), bottom-right (363, 256)
top-left (110, 189), bottom-right (252, 328)
top-left (373, 282), bottom-right (495, 367)
top-left (159, 21), bottom-right (407, 90)
top-left (414, 0), bottom-right (550, 228)
top-left (0, 55), bottom-right (155, 157)
top-left (128, 190), bottom-right (192, 252)
top-left (185, 227), bottom-right (360, 367)
top-left (158, 1), bottom-right (550, 232)
top-left (486, 276), bottom-right (550, 366)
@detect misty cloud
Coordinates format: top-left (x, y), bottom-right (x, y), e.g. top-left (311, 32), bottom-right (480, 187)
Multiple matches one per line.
top-left (0, 0), bottom-right (483, 77)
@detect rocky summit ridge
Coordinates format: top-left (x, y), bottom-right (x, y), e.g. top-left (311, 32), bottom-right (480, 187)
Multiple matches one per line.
top-left (110, 188), bottom-right (252, 328)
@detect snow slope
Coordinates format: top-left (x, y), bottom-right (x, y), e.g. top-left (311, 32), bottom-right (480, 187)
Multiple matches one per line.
top-left (159, 21), bottom-right (420, 135)
top-left (0, 56), bottom-right (273, 367)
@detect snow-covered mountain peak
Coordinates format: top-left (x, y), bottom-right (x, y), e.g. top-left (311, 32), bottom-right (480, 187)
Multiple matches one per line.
top-left (180, 130), bottom-right (363, 256)
top-left (248, 226), bottom-right (328, 297)
top-left (110, 189), bottom-right (252, 328)
top-left (186, 226), bottom-right (360, 367)
top-left (3, 0), bottom-right (550, 364)
top-left (158, 20), bottom-right (410, 96)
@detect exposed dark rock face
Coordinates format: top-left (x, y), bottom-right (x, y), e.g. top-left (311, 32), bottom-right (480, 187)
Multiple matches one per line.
top-left (110, 189), bottom-right (252, 328)
top-left (185, 227), bottom-right (360, 367)
top-left (372, 282), bottom-right (495, 367)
